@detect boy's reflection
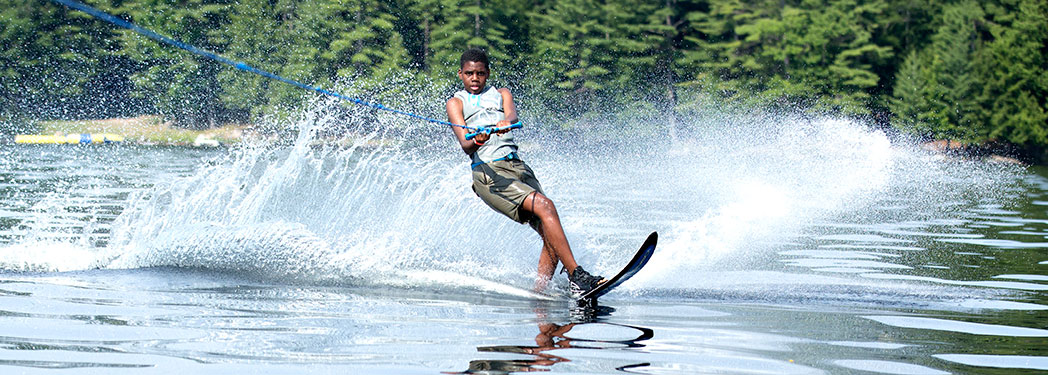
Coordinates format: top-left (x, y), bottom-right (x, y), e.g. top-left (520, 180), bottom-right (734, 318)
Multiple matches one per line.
top-left (449, 305), bottom-right (652, 374)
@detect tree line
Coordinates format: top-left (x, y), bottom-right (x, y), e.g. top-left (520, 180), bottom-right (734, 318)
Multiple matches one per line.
top-left (2, 0), bottom-right (1046, 160)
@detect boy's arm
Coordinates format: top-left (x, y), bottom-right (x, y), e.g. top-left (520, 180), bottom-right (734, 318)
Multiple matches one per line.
top-left (497, 88), bottom-right (518, 130)
top-left (446, 97), bottom-right (487, 155)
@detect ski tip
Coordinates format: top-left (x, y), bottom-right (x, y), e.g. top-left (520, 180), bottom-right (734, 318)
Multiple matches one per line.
top-left (646, 231), bottom-right (658, 245)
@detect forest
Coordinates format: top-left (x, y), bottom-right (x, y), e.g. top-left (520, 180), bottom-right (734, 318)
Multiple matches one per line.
top-left (2, 0), bottom-right (1046, 160)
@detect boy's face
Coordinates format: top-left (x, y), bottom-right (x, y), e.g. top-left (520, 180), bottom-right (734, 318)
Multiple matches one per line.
top-left (458, 61), bottom-right (489, 94)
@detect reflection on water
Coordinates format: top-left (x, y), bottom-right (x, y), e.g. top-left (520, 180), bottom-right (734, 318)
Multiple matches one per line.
top-left (451, 305), bottom-right (654, 374)
top-left (0, 265), bottom-right (1045, 373)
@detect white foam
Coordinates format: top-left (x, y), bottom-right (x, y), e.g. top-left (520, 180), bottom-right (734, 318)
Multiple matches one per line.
top-left (865, 315), bottom-right (1048, 337)
top-left (827, 341), bottom-right (910, 350)
top-left (779, 250), bottom-right (899, 259)
top-left (933, 354), bottom-right (1048, 370)
top-left (992, 274), bottom-right (1048, 282)
top-left (938, 238), bottom-right (1048, 248)
top-left (397, 270), bottom-right (555, 301)
top-left (862, 273), bottom-right (1048, 291)
top-left (951, 299), bottom-right (1048, 311)
top-left (833, 360), bottom-right (949, 375)
top-left (0, 242), bottom-right (101, 272)
top-left (819, 244), bottom-right (926, 251)
top-left (818, 234), bottom-right (912, 243)
top-left (783, 258), bottom-right (911, 270)
top-left (813, 267), bottom-right (878, 273)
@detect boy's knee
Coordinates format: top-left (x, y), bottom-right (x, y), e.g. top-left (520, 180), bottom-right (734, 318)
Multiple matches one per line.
top-left (529, 193), bottom-right (557, 216)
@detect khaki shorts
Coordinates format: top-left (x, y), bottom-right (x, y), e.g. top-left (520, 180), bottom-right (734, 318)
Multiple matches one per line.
top-left (472, 159), bottom-right (544, 229)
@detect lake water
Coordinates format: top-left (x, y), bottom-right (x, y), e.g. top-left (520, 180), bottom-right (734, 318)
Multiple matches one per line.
top-left (1, 112), bottom-right (1046, 374)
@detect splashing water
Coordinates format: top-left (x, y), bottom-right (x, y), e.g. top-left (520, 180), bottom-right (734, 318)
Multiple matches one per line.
top-left (1, 79), bottom-right (1026, 302)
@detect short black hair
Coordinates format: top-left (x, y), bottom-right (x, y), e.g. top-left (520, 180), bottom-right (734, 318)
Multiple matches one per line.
top-left (460, 48), bottom-right (490, 69)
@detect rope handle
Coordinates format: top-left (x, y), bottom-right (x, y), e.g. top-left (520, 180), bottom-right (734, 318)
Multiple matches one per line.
top-left (465, 122), bottom-right (523, 141)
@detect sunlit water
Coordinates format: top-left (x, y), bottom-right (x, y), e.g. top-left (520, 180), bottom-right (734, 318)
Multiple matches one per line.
top-left (1, 101), bottom-right (1046, 374)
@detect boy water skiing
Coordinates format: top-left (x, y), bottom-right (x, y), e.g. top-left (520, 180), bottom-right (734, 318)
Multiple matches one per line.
top-left (445, 48), bottom-right (604, 296)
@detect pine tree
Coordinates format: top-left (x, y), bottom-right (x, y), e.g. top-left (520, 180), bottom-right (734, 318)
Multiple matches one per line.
top-left (889, 1), bottom-right (986, 141)
top-left (406, 0), bottom-right (441, 69)
top-left (527, 0), bottom-right (613, 115)
top-left (890, 50), bottom-right (951, 139)
top-left (682, 0), bottom-right (891, 113)
top-left (426, 0), bottom-right (478, 74)
top-left (263, 0), bottom-right (324, 115)
top-left (306, 0), bottom-right (408, 81)
top-left (798, 0), bottom-right (892, 112)
top-left (933, 1), bottom-right (985, 132)
top-left (1, 0), bottom-right (137, 126)
top-left (681, 0), bottom-right (799, 105)
top-left (681, 0), bottom-right (746, 93)
top-left (116, 0), bottom-right (233, 128)
top-left (212, 0), bottom-right (288, 121)
top-left (872, 0), bottom-right (942, 100)
top-left (423, 0), bottom-right (519, 77)
top-left (976, 0), bottom-right (1048, 159)
top-left (624, 0), bottom-right (692, 137)
top-left (528, 0), bottom-right (684, 117)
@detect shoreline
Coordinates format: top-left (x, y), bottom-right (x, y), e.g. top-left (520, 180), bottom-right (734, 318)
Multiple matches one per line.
top-left (6, 115), bottom-right (1034, 165)
top-left (27, 115), bottom-right (248, 147)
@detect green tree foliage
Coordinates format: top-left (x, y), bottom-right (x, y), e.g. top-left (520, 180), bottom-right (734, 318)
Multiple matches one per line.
top-left (889, 1), bottom-right (987, 140)
top-left (611, 0), bottom-right (682, 96)
top-left (804, 0), bottom-right (893, 112)
top-left (887, 0), bottom-right (1048, 160)
top-left (4, 0), bottom-right (1045, 160)
top-left (681, 0), bottom-right (747, 94)
top-left (623, 0), bottom-right (694, 137)
top-left (527, 0), bottom-right (612, 115)
top-left (115, 0), bottom-right (232, 128)
top-left (1, 0), bottom-right (139, 131)
top-left (975, 0), bottom-right (1048, 157)
top-left (871, 0), bottom-right (941, 96)
top-left (683, 0), bottom-right (890, 113)
top-left (311, 0), bottom-right (408, 80)
top-left (527, 0), bottom-right (682, 120)
top-left (889, 49), bottom-right (951, 138)
top-left (212, 0), bottom-right (298, 119)
top-left (428, 0), bottom-right (515, 73)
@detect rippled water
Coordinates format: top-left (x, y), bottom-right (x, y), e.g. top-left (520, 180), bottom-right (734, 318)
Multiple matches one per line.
top-left (1, 111), bottom-right (1046, 374)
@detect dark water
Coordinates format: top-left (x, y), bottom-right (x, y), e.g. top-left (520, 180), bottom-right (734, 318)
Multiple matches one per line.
top-left (1, 114), bottom-right (1046, 374)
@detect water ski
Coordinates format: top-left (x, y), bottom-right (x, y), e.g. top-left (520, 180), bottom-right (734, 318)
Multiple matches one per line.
top-left (577, 232), bottom-right (658, 307)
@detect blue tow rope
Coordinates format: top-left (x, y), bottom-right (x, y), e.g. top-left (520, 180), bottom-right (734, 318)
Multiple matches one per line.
top-left (48, 0), bottom-right (520, 137)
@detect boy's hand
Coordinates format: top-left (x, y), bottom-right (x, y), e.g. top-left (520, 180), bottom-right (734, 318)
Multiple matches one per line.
top-left (466, 121), bottom-right (520, 143)
top-left (494, 120), bottom-right (514, 134)
top-left (472, 131), bottom-right (491, 144)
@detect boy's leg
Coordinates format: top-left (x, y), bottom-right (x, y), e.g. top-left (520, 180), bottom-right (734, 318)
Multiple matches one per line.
top-left (522, 191), bottom-right (579, 278)
top-left (535, 235), bottom-right (556, 290)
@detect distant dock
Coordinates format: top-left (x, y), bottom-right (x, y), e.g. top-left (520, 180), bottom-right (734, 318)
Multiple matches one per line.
top-left (14, 133), bottom-right (125, 144)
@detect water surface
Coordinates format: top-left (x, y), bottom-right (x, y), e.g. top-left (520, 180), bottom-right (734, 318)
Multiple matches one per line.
top-left (1, 112), bottom-right (1046, 374)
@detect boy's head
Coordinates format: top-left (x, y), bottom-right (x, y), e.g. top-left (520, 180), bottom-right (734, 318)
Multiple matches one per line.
top-left (458, 48), bottom-right (490, 94)
top-left (460, 48), bottom-right (489, 70)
